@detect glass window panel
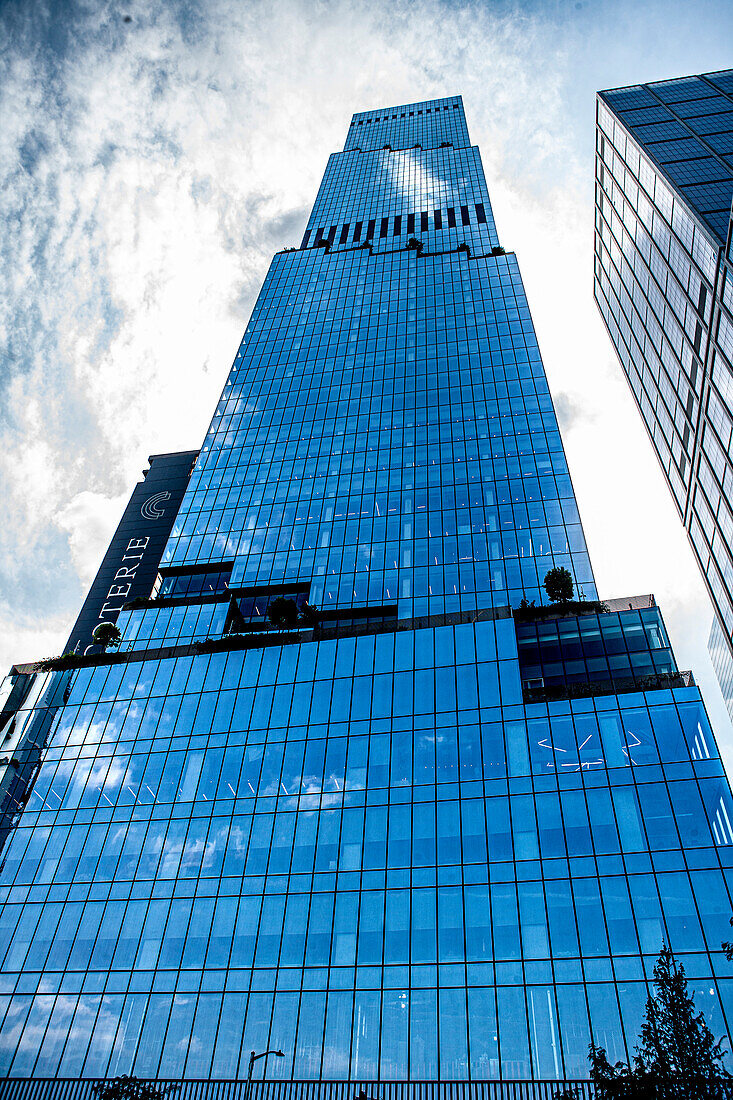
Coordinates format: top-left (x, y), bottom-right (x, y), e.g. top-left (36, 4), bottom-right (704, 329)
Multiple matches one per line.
top-left (573, 878), bottom-right (609, 957)
top-left (657, 871), bottom-right (705, 951)
top-left (410, 988), bottom-right (438, 1078)
top-left (439, 986), bottom-right (468, 1079)
top-left (467, 986), bottom-right (499, 1079)
top-left (133, 994), bottom-right (172, 1076)
top-left (527, 986), bottom-right (561, 1078)
top-left (108, 994), bottom-right (148, 1077)
top-left (183, 993), bottom-right (220, 1079)
top-left (255, 894), bottom-right (286, 967)
top-left (380, 989), bottom-right (409, 1080)
top-left (518, 882), bottom-right (549, 959)
top-left (411, 887), bottom-right (437, 964)
top-left (321, 991), bottom-right (353, 1078)
top-left (385, 890), bottom-right (410, 965)
top-left (628, 874), bottom-right (665, 954)
top-left (491, 883), bottom-right (521, 960)
top-left (497, 986), bottom-right (531, 1078)
top-left (351, 990), bottom-right (380, 1078)
top-left (588, 983), bottom-right (628, 1066)
top-left (267, 991), bottom-right (299, 1080)
top-left (281, 893), bottom-right (309, 967)
top-left (211, 993), bottom-right (248, 1078)
top-left (331, 892), bottom-right (358, 966)
top-left (241, 992), bottom-right (274, 1076)
top-left (545, 881), bottom-right (579, 958)
top-left (83, 993), bottom-right (124, 1077)
top-left (650, 704), bottom-right (689, 762)
top-left (294, 991), bottom-right (326, 1080)
top-left (10, 994), bottom-right (56, 1076)
top-left (306, 894), bottom-right (335, 967)
top-left (34, 993), bottom-right (78, 1076)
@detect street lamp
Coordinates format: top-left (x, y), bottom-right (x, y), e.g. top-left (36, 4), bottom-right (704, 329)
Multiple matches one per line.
top-left (247, 1048), bottom-right (285, 1086)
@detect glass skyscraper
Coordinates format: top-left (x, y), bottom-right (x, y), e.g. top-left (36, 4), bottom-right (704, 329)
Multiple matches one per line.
top-left (593, 69), bottom-right (733, 719)
top-left (2, 95), bottom-right (733, 1091)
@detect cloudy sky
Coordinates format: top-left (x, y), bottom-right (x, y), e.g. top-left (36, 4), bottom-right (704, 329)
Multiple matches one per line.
top-left (3, 0), bottom-right (733, 751)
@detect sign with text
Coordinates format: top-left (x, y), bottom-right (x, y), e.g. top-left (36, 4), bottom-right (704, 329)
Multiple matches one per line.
top-left (65, 450), bottom-right (198, 654)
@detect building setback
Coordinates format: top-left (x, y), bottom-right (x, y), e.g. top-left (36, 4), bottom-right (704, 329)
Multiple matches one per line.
top-left (0, 96), bottom-right (733, 1092)
top-left (593, 68), bottom-right (733, 718)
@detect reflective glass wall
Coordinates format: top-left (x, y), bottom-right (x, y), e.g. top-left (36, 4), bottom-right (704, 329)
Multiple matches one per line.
top-left (593, 70), bottom-right (733, 720)
top-left (1, 95), bottom-right (733, 1084)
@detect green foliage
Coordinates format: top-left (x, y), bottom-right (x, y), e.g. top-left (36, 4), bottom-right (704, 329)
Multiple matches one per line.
top-left (93, 622), bottom-right (122, 649)
top-left (94, 1078), bottom-right (179, 1100)
top-left (543, 566), bottom-right (574, 604)
top-left (33, 652), bottom-right (80, 672)
top-left (641, 946), bottom-right (729, 1089)
top-left (265, 596), bottom-right (321, 630)
top-left (267, 596), bottom-right (300, 629)
top-left (299, 602), bottom-right (321, 627)
top-left (515, 598), bottom-right (609, 622)
top-left (589, 945), bottom-right (730, 1098)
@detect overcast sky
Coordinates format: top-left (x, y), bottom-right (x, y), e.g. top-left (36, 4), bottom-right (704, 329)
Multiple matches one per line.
top-left (3, 0), bottom-right (733, 754)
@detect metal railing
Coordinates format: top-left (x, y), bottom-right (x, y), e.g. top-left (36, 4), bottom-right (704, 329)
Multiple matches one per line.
top-left (5, 1077), bottom-right (733, 1100)
top-left (0, 1082), bottom-right (597, 1100)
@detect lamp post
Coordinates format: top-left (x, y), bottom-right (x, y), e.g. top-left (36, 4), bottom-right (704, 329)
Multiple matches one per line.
top-left (246, 1048), bottom-right (284, 1100)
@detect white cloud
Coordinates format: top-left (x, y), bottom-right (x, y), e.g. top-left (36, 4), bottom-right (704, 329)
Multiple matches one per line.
top-left (53, 489), bottom-right (130, 585)
top-left (1, 0), bottom-right (732, 753)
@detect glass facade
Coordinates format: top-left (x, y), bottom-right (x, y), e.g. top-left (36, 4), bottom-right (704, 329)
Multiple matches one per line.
top-left (1, 95), bottom-right (733, 1086)
top-left (710, 613), bottom-right (733, 719)
top-left (593, 69), bottom-right (733, 720)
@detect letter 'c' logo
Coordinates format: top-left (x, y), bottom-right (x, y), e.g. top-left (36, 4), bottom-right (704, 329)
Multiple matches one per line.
top-left (141, 491), bottom-right (171, 520)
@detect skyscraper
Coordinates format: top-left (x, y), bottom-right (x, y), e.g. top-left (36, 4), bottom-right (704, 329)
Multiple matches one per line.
top-left (1, 95), bottom-right (733, 1091)
top-left (593, 69), bottom-right (733, 718)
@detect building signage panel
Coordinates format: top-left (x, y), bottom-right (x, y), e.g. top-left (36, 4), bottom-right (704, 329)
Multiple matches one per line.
top-left (64, 450), bottom-right (197, 653)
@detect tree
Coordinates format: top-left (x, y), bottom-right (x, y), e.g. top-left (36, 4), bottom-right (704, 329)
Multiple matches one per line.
top-left (543, 566), bottom-right (574, 604)
top-left (299, 602), bottom-right (321, 628)
top-left (589, 944), bottom-right (730, 1099)
top-left (94, 1078), bottom-right (179, 1100)
top-left (267, 596), bottom-right (299, 629)
top-left (93, 622), bottom-right (122, 649)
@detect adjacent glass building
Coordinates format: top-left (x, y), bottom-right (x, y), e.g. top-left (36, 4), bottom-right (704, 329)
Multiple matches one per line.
top-left (593, 69), bottom-right (733, 719)
top-left (2, 96), bottom-right (733, 1090)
